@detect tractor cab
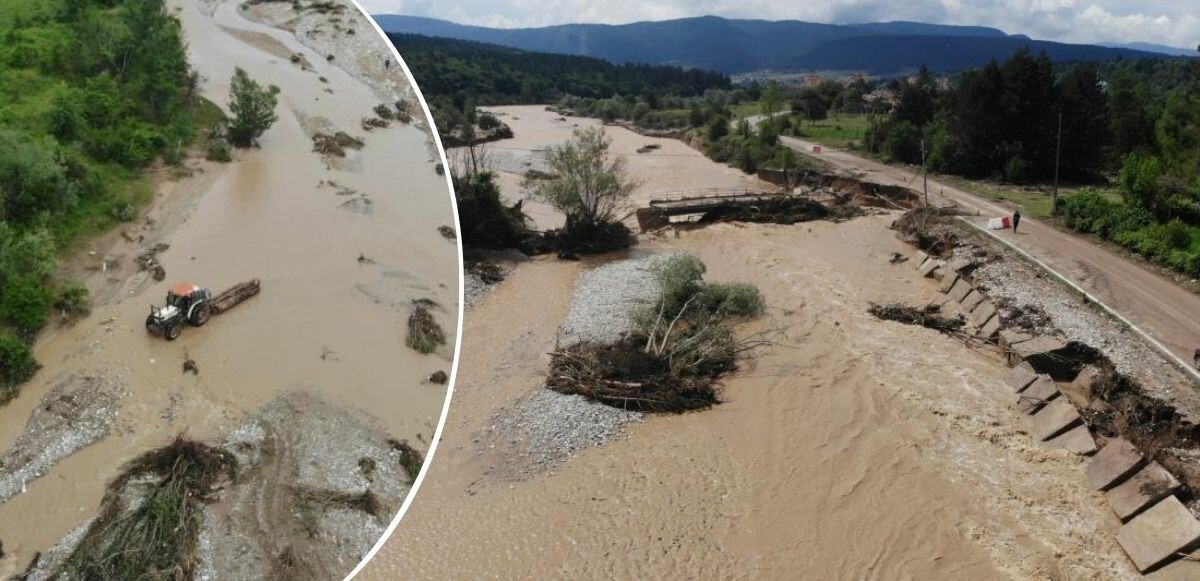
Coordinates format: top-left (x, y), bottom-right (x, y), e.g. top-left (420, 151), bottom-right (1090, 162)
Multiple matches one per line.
top-left (146, 282), bottom-right (212, 340)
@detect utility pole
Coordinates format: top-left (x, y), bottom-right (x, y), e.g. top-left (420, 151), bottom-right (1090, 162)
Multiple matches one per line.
top-left (1052, 107), bottom-right (1062, 216)
top-left (921, 137), bottom-right (929, 207)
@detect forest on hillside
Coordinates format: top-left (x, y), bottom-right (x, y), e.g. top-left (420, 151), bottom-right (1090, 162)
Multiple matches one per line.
top-left (387, 33), bottom-right (731, 137)
top-left (0, 0), bottom-right (201, 400)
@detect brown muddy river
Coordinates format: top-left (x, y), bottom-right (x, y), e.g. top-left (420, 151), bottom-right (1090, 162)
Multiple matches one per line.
top-left (362, 113), bottom-right (1133, 579)
top-left (0, 0), bottom-right (457, 572)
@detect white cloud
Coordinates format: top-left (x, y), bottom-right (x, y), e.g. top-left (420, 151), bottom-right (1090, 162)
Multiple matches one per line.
top-left (358, 0), bottom-right (1200, 49)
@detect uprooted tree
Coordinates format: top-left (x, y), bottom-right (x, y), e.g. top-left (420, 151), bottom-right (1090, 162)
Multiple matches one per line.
top-left (548, 254), bottom-right (767, 412)
top-left (226, 67), bottom-right (280, 148)
top-left (523, 127), bottom-right (638, 254)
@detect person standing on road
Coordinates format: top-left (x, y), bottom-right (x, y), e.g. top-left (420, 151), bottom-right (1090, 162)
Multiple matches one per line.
top-left (1013, 209), bottom-right (1022, 233)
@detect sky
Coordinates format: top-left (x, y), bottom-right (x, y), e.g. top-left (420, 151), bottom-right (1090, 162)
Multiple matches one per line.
top-left (358, 0), bottom-right (1200, 50)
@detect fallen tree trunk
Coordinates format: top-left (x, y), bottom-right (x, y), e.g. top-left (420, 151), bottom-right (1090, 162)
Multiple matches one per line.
top-left (211, 279), bottom-right (260, 314)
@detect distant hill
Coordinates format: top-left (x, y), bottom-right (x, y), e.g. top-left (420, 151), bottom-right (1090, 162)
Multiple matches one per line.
top-left (374, 14), bottom-right (1177, 75)
top-left (847, 21), bottom-right (1007, 38)
top-left (387, 33), bottom-right (730, 105)
top-left (794, 35), bottom-right (1170, 75)
top-left (1100, 42), bottom-right (1197, 57)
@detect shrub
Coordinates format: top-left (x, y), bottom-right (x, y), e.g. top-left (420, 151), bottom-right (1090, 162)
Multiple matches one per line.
top-left (227, 68), bottom-right (280, 147)
top-left (0, 331), bottom-right (39, 400)
top-left (55, 282), bottom-right (91, 324)
top-left (406, 305), bottom-right (446, 354)
top-left (0, 274), bottom-right (56, 338)
top-left (206, 139), bottom-right (232, 162)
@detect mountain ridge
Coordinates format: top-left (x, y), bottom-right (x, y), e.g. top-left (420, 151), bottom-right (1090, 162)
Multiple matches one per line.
top-left (373, 14), bottom-right (1179, 75)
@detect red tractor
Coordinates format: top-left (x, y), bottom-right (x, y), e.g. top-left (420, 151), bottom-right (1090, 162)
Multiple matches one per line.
top-left (146, 282), bottom-right (212, 340)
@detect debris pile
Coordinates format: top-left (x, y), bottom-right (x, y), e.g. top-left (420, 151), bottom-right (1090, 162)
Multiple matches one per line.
top-left (699, 197), bottom-right (860, 225)
top-left (868, 302), bottom-right (966, 333)
top-left (406, 302), bottom-right (446, 354)
top-left (136, 242), bottom-right (170, 281)
top-left (312, 131), bottom-right (364, 157)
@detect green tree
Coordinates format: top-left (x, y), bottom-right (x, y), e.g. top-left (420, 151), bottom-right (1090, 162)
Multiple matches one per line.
top-left (524, 127), bottom-right (637, 227)
top-left (759, 81), bottom-right (784, 122)
top-left (1119, 152), bottom-right (1165, 212)
top-left (227, 68), bottom-right (280, 147)
top-left (0, 331), bottom-right (39, 399)
top-left (1058, 63), bottom-right (1110, 176)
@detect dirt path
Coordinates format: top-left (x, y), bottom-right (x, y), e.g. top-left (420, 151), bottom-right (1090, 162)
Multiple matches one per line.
top-left (0, 0), bottom-right (456, 572)
top-left (782, 135), bottom-right (1200, 368)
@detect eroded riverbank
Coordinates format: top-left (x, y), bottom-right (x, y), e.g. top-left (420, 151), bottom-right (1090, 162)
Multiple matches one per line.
top-left (364, 109), bottom-right (1134, 578)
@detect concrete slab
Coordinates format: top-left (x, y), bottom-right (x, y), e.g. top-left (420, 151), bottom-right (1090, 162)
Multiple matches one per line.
top-left (918, 259), bottom-right (940, 278)
top-left (1009, 336), bottom-right (1072, 374)
top-left (977, 315), bottom-right (1002, 340)
top-left (1031, 400), bottom-right (1083, 441)
top-left (1087, 438), bottom-right (1147, 491)
top-left (1147, 557), bottom-right (1200, 580)
top-left (931, 266), bottom-right (948, 281)
top-left (1004, 362), bottom-right (1039, 392)
top-left (948, 258), bottom-right (973, 273)
top-left (1045, 424), bottom-right (1097, 455)
top-left (1115, 495), bottom-right (1200, 573)
top-left (971, 300), bottom-right (996, 327)
top-left (1107, 462), bottom-right (1182, 522)
top-left (938, 272), bottom-right (959, 293)
top-left (948, 279), bottom-right (973, 302)
top-left (999, 329), bottom-right (1035, 351)
top-left (961, 290), bottom-right (986, 311)
top-left (1017, 376), bottom-right (1059, 414)
top-left (913, 250), bottom-right (929, 268)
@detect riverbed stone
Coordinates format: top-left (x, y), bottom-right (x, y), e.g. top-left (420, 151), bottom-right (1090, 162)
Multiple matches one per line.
top-left (948, 279), bottom-right (973, 302)
top-left (961, 290), bottom-right (985, 311)
top-left (977, 315), bottom-right (1002, 340)
top-left (1087, 438), bottom-right (1146, 491)
top-left (1017, 376), bottom-right (1059, 414)
top-left (1107, 462), bottom-right (1182, 522)
top-left (1114, 495), bottom-right (1200, 573)
top-left (971, 300), bottom-right (996, 327)
top-left (1044, 424), bottom-right (1097, 455)
top-left (1005, 362), bottom-right (1039, 392)
top-left (1030, 400), bottom-right (1082, 440)
top-left (938, 272), bottom-right (959, 293)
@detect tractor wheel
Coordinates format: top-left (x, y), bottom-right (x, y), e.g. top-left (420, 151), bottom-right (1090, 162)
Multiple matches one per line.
top-left (1195, 355), bottom-right (1199, 371)
top-left (165, 323), bottom-right (182, 341)
top-left (145, 315), bottom-right (157, 333)
top-left (190, 303), bottom-right (210, 327)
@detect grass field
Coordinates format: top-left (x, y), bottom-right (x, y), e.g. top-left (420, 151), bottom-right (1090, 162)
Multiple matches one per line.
top-left (790, 113), bottom-right (872, 149)
top-left (934, 174), bottom-right (1119, 221)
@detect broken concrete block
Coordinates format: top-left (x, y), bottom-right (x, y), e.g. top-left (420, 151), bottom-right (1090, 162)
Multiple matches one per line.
top-left (948, 279), bottom-right (973, 302)
top-left (1087, 438), bottom-right (1147, 491)
top-left (1067, 367), bottom-right (1099, 399)
top-left (977, 315), bottom-right (1002, 340)
top-left (918, 259), bottom-right (940, 278)
top-left (938, 272), bottom-right (959, 293)
top-left (970, 300), bottom-right (996, 327)
top-left (1107, 462), bottom-right (1182, 522)
top-left (1017, 376), bottom-right (1059, 414)
top-left (1114, 495), bottom-right (1200, 573)
top-left (999, 329), bottom-right (1035, 351)
top-left (1005, 362), bottom-right (1039, 392)
top-left (1031, 400), bottom-right (1083, 441)
top-left (948, 258), bottom-right (973, 274)
top-left (1045, 424), bottom-right (1097, 455)
top-left (961, 290), bottom-right (985, 311)
top-left (931, 266), bottom-right (949, 281)
top-left (1007, 335), bottom-right (1071, 373)
top-left (913, 250), bottom-right (929, 268)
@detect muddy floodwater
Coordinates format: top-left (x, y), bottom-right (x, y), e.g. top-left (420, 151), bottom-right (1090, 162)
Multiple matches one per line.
top-left (363, 113), bottom-right (1133, 579)
top-left (0, 0), bottom-right (457, 572)
top-left (477, 105), bottom-right (772, 230)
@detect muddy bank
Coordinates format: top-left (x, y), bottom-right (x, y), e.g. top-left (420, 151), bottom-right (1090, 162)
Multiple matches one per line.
top-left (0, 0), bottom-right (455, 571)
top-left (20, 392), bottom-right (413, 581)
top-left (364, 216), bottom-right (1136, 579)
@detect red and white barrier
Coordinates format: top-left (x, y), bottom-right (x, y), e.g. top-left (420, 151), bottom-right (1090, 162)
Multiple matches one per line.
top-left (988, 216), bottom-right (1012, 230)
